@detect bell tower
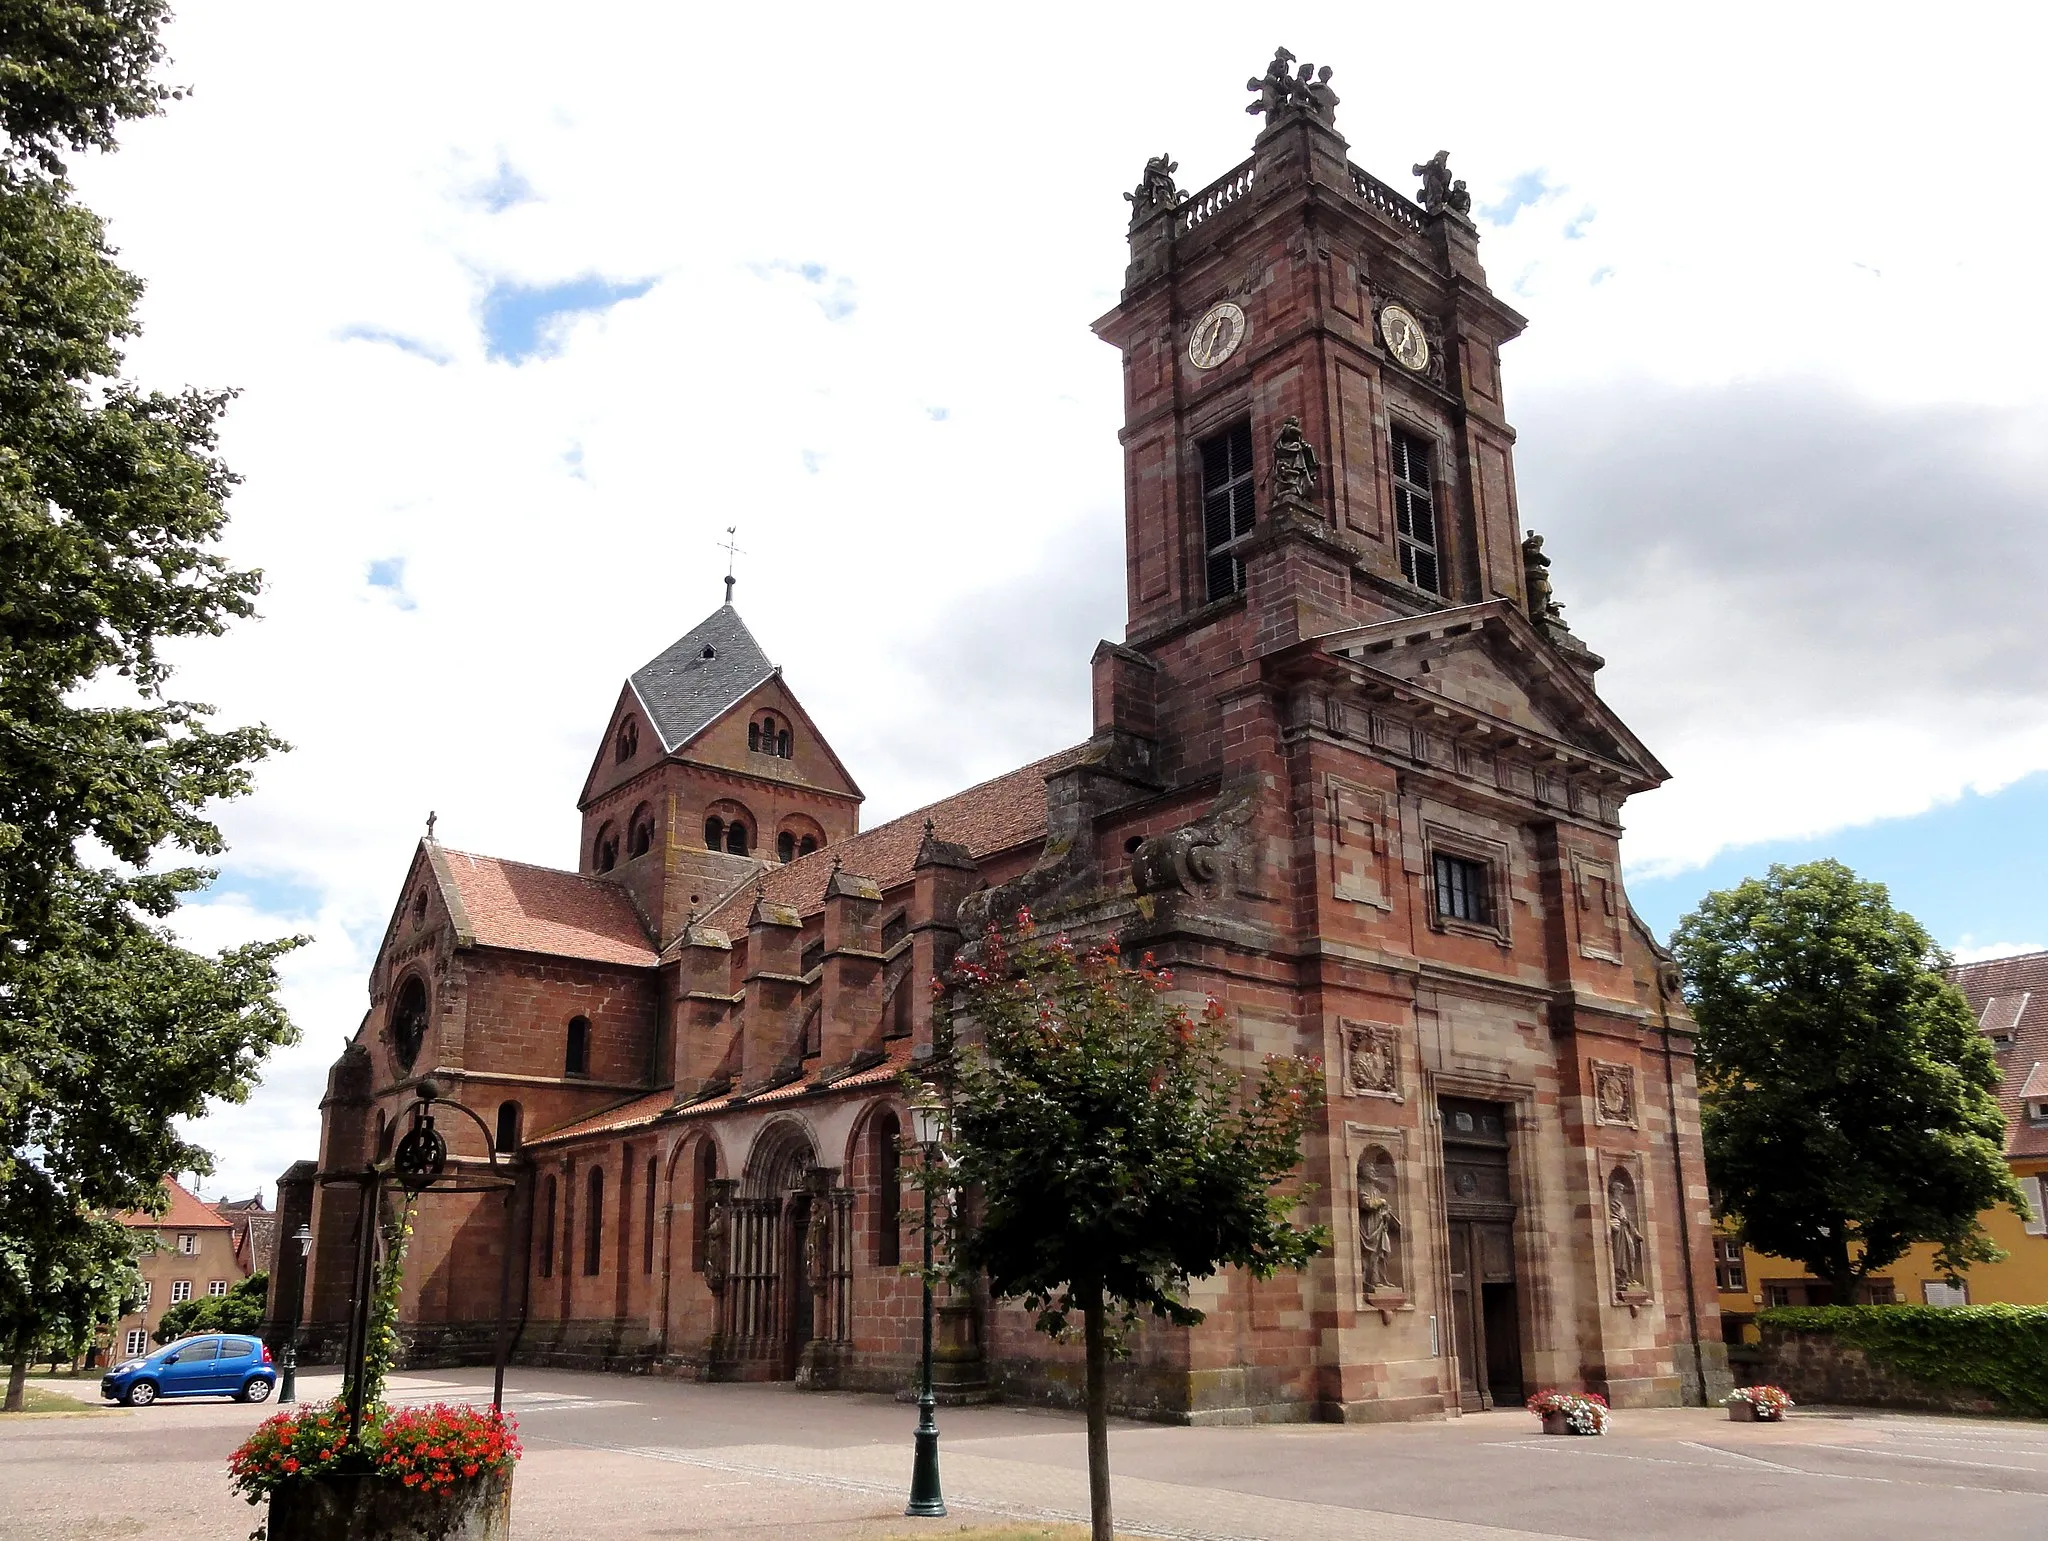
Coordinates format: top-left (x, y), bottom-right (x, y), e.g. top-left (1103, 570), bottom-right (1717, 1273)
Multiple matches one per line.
top-left (1094, 49), bottom-right (1536, 658)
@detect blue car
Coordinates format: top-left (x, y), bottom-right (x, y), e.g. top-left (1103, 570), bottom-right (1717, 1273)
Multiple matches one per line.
top-left (100, 1334), bottom-right (277, 1406)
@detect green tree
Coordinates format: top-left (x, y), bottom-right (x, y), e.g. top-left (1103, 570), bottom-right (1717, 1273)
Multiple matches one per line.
top-left (0, 1166), bottom-right (141, 1408)
top-left (1673, 859), bottom-right (2023, 1303)
top-left (0, 0), bottom-right (178, 173)
top-left (152, 1269), bottom-right (267, 1345)
top-left (933, 914), bottom-right (1325, 1541)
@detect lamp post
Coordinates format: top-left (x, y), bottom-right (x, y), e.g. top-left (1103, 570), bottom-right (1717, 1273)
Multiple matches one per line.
top-left (904, 1092), bottom-right (947, 1518)
top-left (279, 1222), bottom-right (312, 1405)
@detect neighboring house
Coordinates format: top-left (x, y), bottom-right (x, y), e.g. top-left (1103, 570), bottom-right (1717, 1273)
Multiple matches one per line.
top-left (213, 1192), bottom-right (278, 1280)
top-left (1716, 949), bottom-right (2048, 1342)
top-left (109, 1178), bottom-right (249, 1359)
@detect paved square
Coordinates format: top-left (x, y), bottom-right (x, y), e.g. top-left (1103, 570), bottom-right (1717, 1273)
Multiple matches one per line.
top-left (5, 1368), bottom-right (2047, 1539)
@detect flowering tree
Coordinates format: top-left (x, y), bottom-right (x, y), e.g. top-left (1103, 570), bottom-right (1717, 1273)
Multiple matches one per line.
top-left (932, 912), bottom-right (1325, 1541)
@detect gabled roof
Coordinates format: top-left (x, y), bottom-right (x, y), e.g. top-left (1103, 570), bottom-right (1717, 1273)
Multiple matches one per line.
top-left (116, 1176), bottom-right (230, 1231)
top-left (692, 744), bottom-right (1088, 940)
top-left (432, 846), bottom-right (658, 968)
top-left (628, 605), bottom-right (776, 754)
top-left (1300, 600), bottom-right (1669, 788)
top-left (1948, 949), bottom-right (2048, 1158)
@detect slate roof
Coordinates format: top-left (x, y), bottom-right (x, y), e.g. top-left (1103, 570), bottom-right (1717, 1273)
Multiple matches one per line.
top-left (436, 847), bottom-right (658, 968)
top-left (693, 743), bottom-right (1088, 938)
top-left (1948, 949), bottom-right (2048, 1159)
top-left (628, 605), bottom-right (776, 753)
top-left (116, 1176), bottom-right (230, 1231)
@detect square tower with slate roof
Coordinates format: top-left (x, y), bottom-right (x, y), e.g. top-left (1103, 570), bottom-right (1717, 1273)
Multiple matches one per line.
top-left (284, 51), bottom-right (1729, 1421)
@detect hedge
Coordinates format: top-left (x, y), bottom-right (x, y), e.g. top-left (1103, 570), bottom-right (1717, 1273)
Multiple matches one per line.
top-left (1760, 1304), bottom-right (2048, 1416)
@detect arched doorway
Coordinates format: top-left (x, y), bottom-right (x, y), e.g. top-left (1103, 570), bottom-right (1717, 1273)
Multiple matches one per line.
top-left (724, 1121), bottom-right (818, 1379)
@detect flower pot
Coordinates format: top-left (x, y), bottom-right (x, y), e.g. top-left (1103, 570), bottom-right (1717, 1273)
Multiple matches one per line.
top-left (1728, 1401), bottom-right (1757, 1422)
top-left (267, 1467), bottom-right (511, 1541)
top-left (1542, 1412), bottom-right (1569, 1436)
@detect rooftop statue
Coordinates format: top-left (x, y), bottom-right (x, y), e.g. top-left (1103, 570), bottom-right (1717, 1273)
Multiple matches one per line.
top-left (1246, 47), bottom-right (1338, 128)
top-left (1413, 150), bottom-right (1474, 217)
top-left (1124, 153), bottom-right (1184, 220)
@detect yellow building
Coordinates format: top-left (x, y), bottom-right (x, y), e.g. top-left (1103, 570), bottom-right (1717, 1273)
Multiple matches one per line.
top-left (1716, 949), bottom-right (2048, 1343)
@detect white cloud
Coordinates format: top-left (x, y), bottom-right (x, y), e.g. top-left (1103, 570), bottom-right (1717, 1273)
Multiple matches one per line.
top-left (68, 1), bottom-right (2048, 1198)
top-left (1952, 938), bottom-right (2048, 966)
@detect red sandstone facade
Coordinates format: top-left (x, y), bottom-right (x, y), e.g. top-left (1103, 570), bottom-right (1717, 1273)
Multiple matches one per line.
top-left (281, 59), bottom-right (1730, 1420)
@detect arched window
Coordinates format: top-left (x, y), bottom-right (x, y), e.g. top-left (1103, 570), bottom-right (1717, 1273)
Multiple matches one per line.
top-left (777, 831), bottom-right (796, 864)
top-left (703, 816), bottom-right (725, 851)
top-left (565, 1016), bottom-right (591, 1078)
top-left (725, 821), bottom-right (749, 856)
top-left (776, 729), bottom-right (791, 758)
top-left (691, 1141), bottom-right (717, 1271)
top-left (874, 1111), bottom-right (901, 1267)
top-left (539, 1175), bottom-right (558, 1278)
top-left (643, 1155), bottom-right (657, 1275)
top-left (798, 835), bottom-right (819, 856)
top-left (627, 803), bottom-right (654, 859)
top-left (615, 716), bottom-right (638, 764)
top-left (583, 1166), bottom-right (605, 1275)
top-left (593, 822), bottom-right (619, 873)
top-left (389, 976), bottom-right (429, 1069)
top-left (748, 722), bottom-right (762, 753)
top-left (495, 1101), bottom-right (521, 1154)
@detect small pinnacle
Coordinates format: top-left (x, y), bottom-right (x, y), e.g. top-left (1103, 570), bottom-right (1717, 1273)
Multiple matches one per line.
top-left (425, 810), bottom-right (437, 840)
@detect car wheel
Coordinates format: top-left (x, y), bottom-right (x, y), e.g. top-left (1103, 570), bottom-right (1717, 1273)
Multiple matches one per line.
top-left (240, 1378), bottom-right (272, 1404)
top-left (124, 1381), bottom-right (157, 1407)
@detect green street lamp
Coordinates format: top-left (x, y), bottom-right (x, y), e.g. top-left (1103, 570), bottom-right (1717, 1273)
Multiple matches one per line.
top-left (904, 1091), bottom-right (947, 1518)
top-left (279, 1223), bottom-right (312, 1405)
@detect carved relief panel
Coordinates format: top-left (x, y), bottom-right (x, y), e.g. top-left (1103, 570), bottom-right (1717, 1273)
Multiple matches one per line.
top-left (1571, 851), bottom-right (1625, 963)
top-left (1589, 1060), bottom-right (1638, 1130)
top-left (1343, 1020), bottom-right (1401, 1100)
top-left (1326, 777), bottom-right (1392, 909)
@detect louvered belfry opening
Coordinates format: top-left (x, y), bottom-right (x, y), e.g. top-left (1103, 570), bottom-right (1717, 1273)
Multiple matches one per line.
top-left (1390, 427), bottom-right (1440, 595)
top-left (1200, 420), bottom-right (1257, 601)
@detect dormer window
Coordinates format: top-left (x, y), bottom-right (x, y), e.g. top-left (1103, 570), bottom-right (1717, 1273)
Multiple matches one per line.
top-left (1199, 420), bottom-right (1256, 601)
top-left (1391, 427), bottom-right (1441, 596)
top-left (615, 715), bottom-right (639, 764)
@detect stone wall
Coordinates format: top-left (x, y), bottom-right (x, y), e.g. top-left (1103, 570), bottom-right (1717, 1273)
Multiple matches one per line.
top-left (1759, 1325), bottom-right (2009, 1415)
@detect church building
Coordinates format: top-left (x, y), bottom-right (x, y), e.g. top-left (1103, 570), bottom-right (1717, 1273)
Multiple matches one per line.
top-left (279, 52), bottom-right (1729, 1421)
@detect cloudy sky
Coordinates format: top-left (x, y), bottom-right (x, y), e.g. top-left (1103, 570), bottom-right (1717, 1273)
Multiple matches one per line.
top-left (72, 3), bottom-right (2048, 1201)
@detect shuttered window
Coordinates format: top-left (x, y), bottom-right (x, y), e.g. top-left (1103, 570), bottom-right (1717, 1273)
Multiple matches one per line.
top-left (1433, 852), bottom-right (1489, 925)
top-left (1200, 421), bottom-right (1257, 601)
top-left (1391, 428), bottom-right (1441, 595)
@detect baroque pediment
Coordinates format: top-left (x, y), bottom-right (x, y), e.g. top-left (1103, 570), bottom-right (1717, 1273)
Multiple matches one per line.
top-left (1272, 602), bottom-right (1668, 820)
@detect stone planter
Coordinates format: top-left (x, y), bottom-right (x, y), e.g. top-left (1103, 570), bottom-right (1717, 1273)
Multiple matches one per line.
top-left (1541, 1412), bottom-right (1569, 1435)
top-left (1728, 1402), bottom-right (1780, 1423)
top-left (267, 1467), bottom-right (511, 1541)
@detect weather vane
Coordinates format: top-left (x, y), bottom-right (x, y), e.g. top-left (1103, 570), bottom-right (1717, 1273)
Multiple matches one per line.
top-left (720, 526), bottom-right (744, 603)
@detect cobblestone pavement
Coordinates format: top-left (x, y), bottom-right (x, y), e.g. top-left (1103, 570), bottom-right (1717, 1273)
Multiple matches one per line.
top-left (6, 1367), bottom-right (2048, 1540)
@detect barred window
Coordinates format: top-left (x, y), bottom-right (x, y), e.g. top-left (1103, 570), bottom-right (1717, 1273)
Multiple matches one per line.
top-left (1391, 428), bottom-right (1441, 595)
top-left (1433, 852), bottom-right (1489, 925)
top-left (1200, 421), bottom-right (1257, 601)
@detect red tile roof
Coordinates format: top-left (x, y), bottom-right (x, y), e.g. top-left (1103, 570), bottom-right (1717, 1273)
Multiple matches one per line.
top-left (696, 745), bottom-right (1085, 937)
top-left (534, 1088), bottom-right (675, 1144)
top-left (1949, 949), bottom-right (2048, 1158)
top-left (116, 1176), bottom-right (230, 1231)
top-left (436, 848), bottom-right (657, 968)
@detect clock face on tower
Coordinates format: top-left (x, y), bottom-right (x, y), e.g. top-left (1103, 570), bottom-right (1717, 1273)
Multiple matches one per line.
top-left (1379, 303), bottom-right (1430, 373)
top-left (1187, 301), bottom-right (1248, 369)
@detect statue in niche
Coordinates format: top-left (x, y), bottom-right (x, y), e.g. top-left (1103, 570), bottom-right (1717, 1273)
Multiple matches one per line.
top-left (1521, 531), bottom-right (1569, 628)
top-left (805, 1202), bottom-right (830, 1294)
top-left (1125, 154), bottom-right (1182, 219)
top-left (1413, 150), bottom-right (1455, 214)
top-left (703, 1195), bottom-right (731, 1293)
top-left (1272, 415), bottom-right (1320, 501)
top-left (1608, 1171), bottom-right (1646, 1296)
top-left (1357, 1153), bottom-right (1401, 1294)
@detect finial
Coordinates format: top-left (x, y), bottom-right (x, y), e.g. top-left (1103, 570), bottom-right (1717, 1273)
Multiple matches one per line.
top-left (923, 816), bottom-right (936, 838)
top-left (755, 872), bottom-right (767, 901)
top-left (831, 852), bottom-right (843, 873)
top-left (425, 810), bottom-right (437, 841)
top-left (720, 526), bottom-right (744, 604)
